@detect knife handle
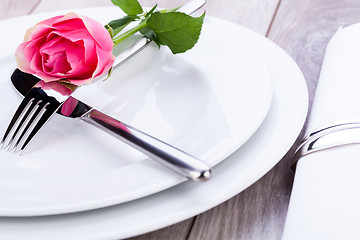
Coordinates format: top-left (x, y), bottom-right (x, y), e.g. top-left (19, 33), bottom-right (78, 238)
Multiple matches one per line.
top-left (80, 109), bottom-right (211, 181)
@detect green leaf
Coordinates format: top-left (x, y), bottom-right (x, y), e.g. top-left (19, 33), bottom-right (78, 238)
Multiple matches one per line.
top-left (111, 0), bottom-right (143, 15)
top-left (140, 26), bottom-right (160, 47)
top-left (106, 15), bottom-right (138, 37)
top-left (104, 66), bottom-right (113, 81)
top-left (145, 4), bottom-right (157, 18)
top-left (105, 25), bottom-right (114, 38)
top-left (147, 12), bottom-right (205, 54)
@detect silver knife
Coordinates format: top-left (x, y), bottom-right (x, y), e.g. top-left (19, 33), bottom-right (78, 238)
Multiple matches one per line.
top-left (12, 0), bottom-right (211, 181)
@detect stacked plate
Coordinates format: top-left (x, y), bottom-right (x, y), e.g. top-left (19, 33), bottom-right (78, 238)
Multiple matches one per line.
top-left (0, 7), bottom-right (308, 239)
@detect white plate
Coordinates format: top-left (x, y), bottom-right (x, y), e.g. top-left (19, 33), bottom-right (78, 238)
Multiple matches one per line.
top-left (0, 8), bottom-right (272, 216)
top-left (0, 15), bottom-right (308, 240)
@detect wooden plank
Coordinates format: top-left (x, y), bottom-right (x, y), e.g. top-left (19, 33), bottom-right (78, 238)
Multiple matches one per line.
top-left (128, 219), bottom-right (195, 240)
top-left (32, 0), bottom-right (186, 14)
top-left (203, 0), bottom-right (280, 35)
top-left (268, 0), bottom-right (360, 101)
top-left (31, 0), bottom-right (112, 13)
top-left (0, 0), bottom-right (40, 19)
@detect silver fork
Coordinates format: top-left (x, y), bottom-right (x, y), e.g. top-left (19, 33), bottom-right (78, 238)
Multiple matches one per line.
top-left (0, 81), bottom-right (77, 154)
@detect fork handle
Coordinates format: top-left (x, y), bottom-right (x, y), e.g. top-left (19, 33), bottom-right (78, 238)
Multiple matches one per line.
top-left (80, 109), bottom-right (211, 181)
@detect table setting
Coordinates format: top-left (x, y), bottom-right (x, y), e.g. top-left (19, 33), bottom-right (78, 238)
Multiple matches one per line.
top-left (1, 0), bottom-right (360, 239)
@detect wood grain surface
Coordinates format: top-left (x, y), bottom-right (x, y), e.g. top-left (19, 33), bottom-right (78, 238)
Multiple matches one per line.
top-left (1, 0), bottom-right (360, 239)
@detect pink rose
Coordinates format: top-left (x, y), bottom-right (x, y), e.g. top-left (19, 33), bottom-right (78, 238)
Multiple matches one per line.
top-left (15, 12), bottom-right (115, 86)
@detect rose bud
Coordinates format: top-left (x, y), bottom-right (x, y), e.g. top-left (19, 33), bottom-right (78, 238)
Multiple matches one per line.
top-left (15, 12), bottom-right (115, 86)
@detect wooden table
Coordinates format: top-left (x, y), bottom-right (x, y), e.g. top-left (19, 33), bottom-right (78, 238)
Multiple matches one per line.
top-left (2, 0), bottom-right (360, 239)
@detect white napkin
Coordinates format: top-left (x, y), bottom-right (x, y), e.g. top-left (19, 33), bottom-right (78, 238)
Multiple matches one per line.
top-left (282, 24), bottom-right (360, 240)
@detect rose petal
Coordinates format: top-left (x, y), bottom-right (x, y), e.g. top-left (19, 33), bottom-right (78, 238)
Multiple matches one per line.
top-left (22, 36), bottom-right (46, 62)
top-left (53, 18), bottom-right (86, 31)
top-left (41, 37), bottom-right (77, 56)
top-left (51, 28), bottom-right (89, 42)
top-left (39, 37), bottom-right (84, 75)
top-left (81, 15), bottom-right (113, 51)
top-left (67, 49), bottom-right (114, 86)
top-left (36, 15), bottom-right (64, 27)
top-left (47, 30), bottom-right (97, 64)
top-left (24, 15), bottom-right (62, 41)
top-left (92, 47), bottom-right (115, 78)
top-left (45, 51), bottom-right (71, 74)
top-left (55, 12), bottom-right (80, 24)
top-left (15, 42), bottom-right (35, 73)
top-left (40, 34), bottom-right (63, 52)
top-left (65, 45), bottom-right (84, 71)
top-left (29, 49), bottom-right (43, 72)
top-left (35, 71), bottom-right (61, 82)
top-left (24, 25), bottom-right (53, 42)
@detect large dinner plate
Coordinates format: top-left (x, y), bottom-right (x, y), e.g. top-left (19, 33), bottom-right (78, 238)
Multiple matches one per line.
top-left (0, 14), bottom-right (308, 240)
top-left (0, 7), bottom-right (272, 216)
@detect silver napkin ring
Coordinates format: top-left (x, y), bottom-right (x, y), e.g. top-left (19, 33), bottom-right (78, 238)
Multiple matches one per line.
top-left (292, 120), bottom-right (360, 171)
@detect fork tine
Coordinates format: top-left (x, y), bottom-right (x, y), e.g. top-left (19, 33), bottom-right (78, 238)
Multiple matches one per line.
top-left (18, 100), bottom-right (62, 155)
top-left (6, 100), bottom-right (40, 150)
top-left (0, 95), bottom-right (35, 148)
top-left (12, 101), bottom-right (47, 153)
